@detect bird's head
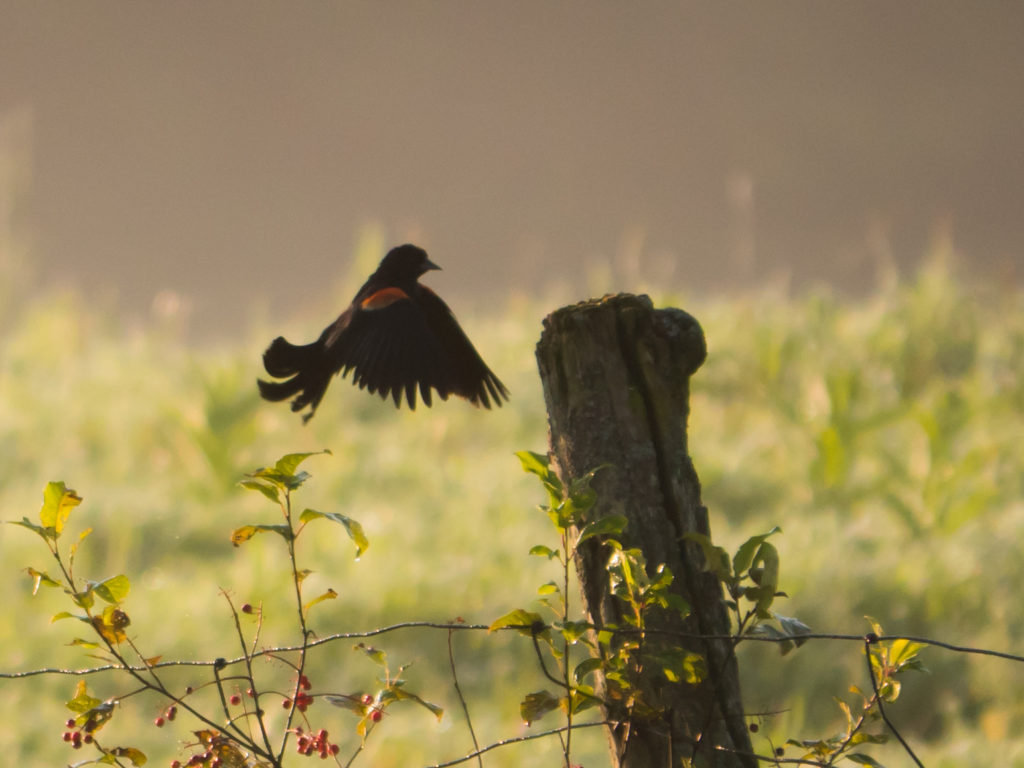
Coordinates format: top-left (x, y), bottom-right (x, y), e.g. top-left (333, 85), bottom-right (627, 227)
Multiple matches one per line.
top-left (376, 244), bottom-right (441, 283)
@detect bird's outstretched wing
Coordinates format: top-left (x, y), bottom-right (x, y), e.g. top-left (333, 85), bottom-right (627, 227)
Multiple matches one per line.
top-left (326, 287), bottom-right (455, 409)
top-left (413, 287), bottom-right (509, 409)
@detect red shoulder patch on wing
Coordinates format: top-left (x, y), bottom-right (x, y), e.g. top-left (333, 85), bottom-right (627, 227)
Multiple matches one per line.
top-left (360, 287), bottom-right (410, 310)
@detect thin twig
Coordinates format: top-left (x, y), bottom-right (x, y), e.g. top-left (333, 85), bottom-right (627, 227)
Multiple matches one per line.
top-left (223, 590), bottom-right (276, 760)
top-left (446, 626), bottom-right (483, 768)
top-left (424, 721), bottom-right (610, 768)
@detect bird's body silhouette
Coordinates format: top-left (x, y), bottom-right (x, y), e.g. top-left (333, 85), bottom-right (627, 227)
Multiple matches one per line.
top-left (258, 244), bottom-right (508, 422)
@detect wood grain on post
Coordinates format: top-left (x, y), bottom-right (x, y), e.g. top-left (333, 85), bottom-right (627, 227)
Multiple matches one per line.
top-left (536, 294), bottom-right (754, 768)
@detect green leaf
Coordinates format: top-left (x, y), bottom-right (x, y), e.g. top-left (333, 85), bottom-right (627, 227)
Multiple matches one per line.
top-left (239, 479), bottom-right (280, 504)
top-left (354, 642), bottom-right (387, 666)
top-left (92, 574), bottom-right (131, 605)
top-left (230, 523), bottom-right (293, 545)
top-left (515, 450), bottom-right (551, 477)
top-left (889, 638), bottom-right (927, 670)
top-left (749, 541), bottom-right (780, 616)
top-left (39, 481), bottom-right (83, 535)
top-left (570, 686), bottom-right (600, 714)
top-left (489, 609), bottom-right (546, 636)
top-left (72, 587), bottom-right (96, 610)
top-left (661, 592), bottom-right (691, 618)
top-left (576, 514), bottom-right (628, 545)
top-left (515, 450), bottom-right (564, 507)
top-left (529, 544), bottom-right (559, 559)
top-left (9, 517), bottom-right (51, 541)
top-left (520, 690), bottom-right (562, 725)
top-left (51, 611), bottom-right (79, 623)
top-left (537, 581), bottom-right (561, 596)
top-left (573, 657), bottom-right (603, 684)
top-left (846, 753), bottom-right (887, 767)
top-left (66, 680), bottom-right (102, 714)
top-left (243, 450), bottom-right (331, 493)
top-left (732, 527), bottom-right (781, 576)
top-left (389, 687), bottom-right (444, 721)
top-left (299, 509), bottom-right (369, 558)
top-left (558, 620), bottom-right (592, 644)
top-left (275, 449), bottom-right (332, 477)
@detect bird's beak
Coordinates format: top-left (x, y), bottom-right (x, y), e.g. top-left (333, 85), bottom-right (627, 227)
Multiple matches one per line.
top-left (424, 258), bottom-right (442, 272)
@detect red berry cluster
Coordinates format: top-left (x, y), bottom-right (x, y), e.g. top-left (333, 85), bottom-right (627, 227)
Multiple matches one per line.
top-left (283, 674), bottom-right (314, 712)
top-left (154, 703), bottom-right (178, 728)
top-left (61, 717), bottom-right (96, 749)
top-left (294, 727), bottom-right (340, 759)
top-left (60, 720), bottom-right (98, 753)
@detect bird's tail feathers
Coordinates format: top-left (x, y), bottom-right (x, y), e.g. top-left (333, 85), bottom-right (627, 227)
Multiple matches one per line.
top-left (258, 336), bottom-right (333, 422)
top-left (262, 336), bottom-right (317, 377)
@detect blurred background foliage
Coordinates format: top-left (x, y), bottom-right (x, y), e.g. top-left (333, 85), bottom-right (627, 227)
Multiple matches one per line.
top-left (1, 243), bottom-right (1022, 766)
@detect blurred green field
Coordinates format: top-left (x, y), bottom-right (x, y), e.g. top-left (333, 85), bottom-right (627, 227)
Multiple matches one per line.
top-left (1, 250), bottom-right (1022, 767)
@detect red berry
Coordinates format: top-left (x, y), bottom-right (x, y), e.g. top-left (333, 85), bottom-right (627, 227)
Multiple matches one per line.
top-left (300, 675), bottom-right (311, 690)
top-left (247, 687), bottom-right (255, 698)
top-left (229, 694), bottom-right (242, 706)
top-left (316, 729), bottom-right (327, 740)
top-left (83, 734), bottom-right (93, 744)
top-left (171, 762), bottom-right (182, 768)
top-left (185, 686), bottom-right (194, 694)
top-left (361, 694), bottom-right (373, 705)
top-left (166, 705), bottom-right (178, 720)
top-left (282, 698), bottom-right (292, 709)
top-left (241, 603), bottom-right (253, 614)
top-left (65, 718), bottom-right (76, 728)
top-left (370, 709), bottom-right (382, 723)
top-left (330, 744), bottom-right (340, 755)
top-left (155, 716), bottom-right (165, 727)
top-left (62, 732), bottom-right (72, 742)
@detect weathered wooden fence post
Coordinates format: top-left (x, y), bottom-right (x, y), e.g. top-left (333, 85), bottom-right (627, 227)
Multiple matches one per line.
top-left (536, 294), bottom-right (754, 768)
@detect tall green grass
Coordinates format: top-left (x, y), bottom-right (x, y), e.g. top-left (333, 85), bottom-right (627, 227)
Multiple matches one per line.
top-left (1, 255), bottom-right (1021, 766)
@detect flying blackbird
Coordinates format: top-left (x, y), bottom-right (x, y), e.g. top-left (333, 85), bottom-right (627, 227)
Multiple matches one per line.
top-left (258, 244), bottom-right (509, 422)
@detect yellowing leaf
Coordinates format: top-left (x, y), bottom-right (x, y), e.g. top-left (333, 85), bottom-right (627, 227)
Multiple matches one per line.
top-left (40, 481), bottom-right (82, 534)
top-left (303, 588), bottom-right (338, 614)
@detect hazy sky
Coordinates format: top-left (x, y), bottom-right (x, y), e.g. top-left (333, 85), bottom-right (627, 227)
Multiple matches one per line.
top-left (2, 1), bottom-right (1022, 334)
